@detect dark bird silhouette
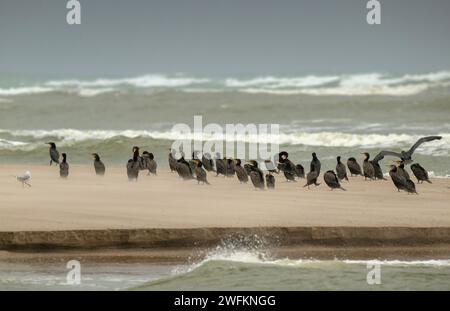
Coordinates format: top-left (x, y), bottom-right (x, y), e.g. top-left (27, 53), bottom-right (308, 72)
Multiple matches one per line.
top-left (126, 148), bottom-right (140, 181)
top-left (215, 153), bottom-right (227, 177)
top-left (362, 153), bottom-right (375, 180)
top-left (202, 153), bottom-right (215, 172)
top-left (142, 151), bottom-right (157, 175)
top-left (303, 171), bottom-right (320, 189)
top-left (176, 154), bottom-right (193, 180)
top-left (371, 159), bottom-right (386, 180)
top-left (226, 158), bottom-right (235, 176)
top-left (265, 173), bottom-right (275, 189)
top-left (278, 152), bottom-right (296, 182)
top-left (46, 142), bottom-right (60, 165)
top-left (323, 170), bottom-right (346, 191)
top-left (310, 152), bottom-right (321, 175)
top-left (411, 163), bottom-right (431, 184)
top-left (295, 164), bottom-right (305, 179)
top-left (247, 160), bottom-right (265, 190)
top-left (192, 159), bottom-right (210, 185)
top-left (336, 156), bottom-right (348, 181)
top-left (168, 149), bottom-right (178, 172)
top-left (373, 136), bottom-right (442, 164)
top-left (396, 162), bottom-right (410, 181)
top-left (347, 157), bottom-right (363, 176)
top-left (234, 159), bottom-right (249, 183)
top-left (388, 164), bottom-right (417, 194)
top-left (59, 153), bottom-right (69, 178)
top-left (92, 153), bottom-right (106, 176)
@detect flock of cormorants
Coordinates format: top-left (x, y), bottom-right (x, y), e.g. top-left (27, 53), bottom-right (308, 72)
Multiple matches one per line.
top-left (45, 135), bottom-right (441, 194)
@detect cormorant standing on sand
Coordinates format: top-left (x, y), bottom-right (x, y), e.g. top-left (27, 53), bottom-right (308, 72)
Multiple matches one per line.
top-left (46, 142), bottom-right (60, 166)
top-left (234, 159), bottom-right (249, 183)
top-left (310, 152), bottom-right (321, 175)
top-left (168, 149), bottom-right (178, 172)
top-left (347, 157), bottom-right (363, 176)
top-left (192, 160), bottom-right (210, 185)
top-left (176, 153), bottom-right (193, 180)
top-left (295, 164), bottom-right (305, 178)
top-left (59, 153), bottom-right (69, 178)
top-left (215, 153), bottom-right (227, 177)
top-left (362, 153), bottom-right (375, 180)
top-left (142, 151), bottom-right (157, 175)
top-left (396, 162), bottom-right (410, 181)
top-left (247, 160), bottom-right (265, 190)
top-left (371, 159), bottom-right (386, 180)
top-left (411, 163), bottom-right (431, 184)
top-left (202, 153), bottom-right (215, 172)
top-left (127, 148), bottom-right (140, 181)
top-left (323, 170), bottom-right (346, 191)
top-left (226, 158), bottom-right (235, 176)
top-left (388, 164), bottom-right (417, 194)
top-left (278, 152), bottom-right (296, 182)
top-left (336, 156), bottom-right (348, 181)
top-left (372, 136), bottom-right (442, 164)
top-left (303, 171), bottom-right (320, 189)
top-left (92, 153), bottom-right (106, 176)
top-left (265, 173), bottom-right (275, 189)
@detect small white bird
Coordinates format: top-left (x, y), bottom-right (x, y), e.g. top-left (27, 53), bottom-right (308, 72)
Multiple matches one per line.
top-left (15, 171), bottom-right (32, 187)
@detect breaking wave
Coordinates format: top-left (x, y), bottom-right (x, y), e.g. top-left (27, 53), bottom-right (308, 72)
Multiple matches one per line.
top-left (0, 129), bottom-right (447, 152)
top-left (1, 71), bottom-right (449, 97)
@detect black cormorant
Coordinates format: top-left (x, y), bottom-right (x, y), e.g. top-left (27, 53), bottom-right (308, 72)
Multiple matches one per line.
top-left (362, 153), bottom-right (375, 180)
top-left (176, 154), bottom-right (193, 180)
top-left (371, 159), bottom-right (386, 180)
top-left (373, 136), bottom-right (442, 164)
top-left (92, 153), bottom-right (106, 176)
top-left (46, 142), bottom-right (60, 166)
top-left (278, 152), bottom-right (296, 182)
top-left (59, 153), bottom-right (69, 178)
top-left (215, 153), bottom-right (227, 177)
top-left (310, 153), bottom-right (321, 175)
top-left (142, 151), bottom-right (157, 175)
top-left (247, 160), bottom-right (265, 190)
top-left (336, 156), bottom-right (348, 181)
top-left (234, 159), bottom-right (249, 183)
top-left (347, 157), bottom-right (363, 176)
top-left (265, 173), bottom-right (275, 189)
top-left (192, 160), bottom-right (210, 185)
top-left (396, 162), bottom-right (410, 181)
top-left (411, 163), bottom-right (431, 184)
top-left (303, 171), bottom-right (320, 189)
top-left (168, 149), bottom-right (178, 172)
top-left (323, 170), bottom-right (346, 191)
top-left (388, 164), bottom-right (417, 194)
top-left (127, 148), bottom-right (140, 181)
top-left (295, 164), bottom-right (305, 179)
top-left (202, 153), bottom-right (215, 172)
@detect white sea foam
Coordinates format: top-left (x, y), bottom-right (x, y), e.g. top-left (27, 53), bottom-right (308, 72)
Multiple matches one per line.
top-left (1, 71), bottom-right (450, 96)
top-left (44, 74), bottom-right (210, 88)
top-left (0, 129), bottom-right (448, 151)
top-left (0, 86), bottom-right (55, 96)
top-left (0, 138), bottom-right (28, 148)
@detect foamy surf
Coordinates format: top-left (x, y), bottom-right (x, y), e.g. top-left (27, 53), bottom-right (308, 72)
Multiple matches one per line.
top-left (0, 129), bottom-right (448, 150)
top-left (1, 71), bottom-right (450, 96)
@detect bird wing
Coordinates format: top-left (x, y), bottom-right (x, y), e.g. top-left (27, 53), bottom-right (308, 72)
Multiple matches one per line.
top-left (406, 136), bottom-right (442, 156)
top-left (372, 150), bottom-right (403, 163)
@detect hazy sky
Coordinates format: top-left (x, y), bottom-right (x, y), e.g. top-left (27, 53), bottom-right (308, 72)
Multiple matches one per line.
top-left (1, 0), bottom-right (449, 76)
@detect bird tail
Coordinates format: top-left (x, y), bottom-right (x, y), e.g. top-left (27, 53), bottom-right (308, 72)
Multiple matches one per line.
top-left (426, 179), bottom-right (432, 184)
top-left (340, 186), bottom-right (347, 191)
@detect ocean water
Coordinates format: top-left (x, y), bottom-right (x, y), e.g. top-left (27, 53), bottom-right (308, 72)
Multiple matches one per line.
top-left (0, 72), bottom-right (449, 176)
top-left (1, 249), bottom-right (450, 291)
